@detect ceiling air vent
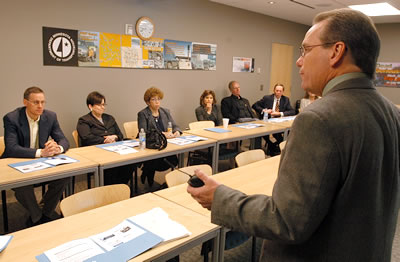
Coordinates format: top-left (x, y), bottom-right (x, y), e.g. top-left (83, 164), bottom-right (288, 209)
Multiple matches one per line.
top-left (289, 0), bottom-right (315, 9)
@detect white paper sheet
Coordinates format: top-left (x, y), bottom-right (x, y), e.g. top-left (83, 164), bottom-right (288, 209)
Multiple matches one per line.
top-left (102, 145), bottom-right (138, 155)
top-left (13, 161), bottom-right (51, 173)
top-left (128, 207), bottom-right (191, 242)
top-left (0, 235), bottom-right (12, 252)
top-left (44, 238), bottom-right (105, 262)
top-left (90, 220), bottom-right (146, 251)
top-left (44, 156), bottom-right (78, 166)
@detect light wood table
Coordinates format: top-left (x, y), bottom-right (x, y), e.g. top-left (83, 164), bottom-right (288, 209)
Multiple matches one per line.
top-left (0, 151), bottom-right (98, 191)
top-left (0, 151), bottom-right (99, 232)
top-left (154, 156), bottom-right (281, 261)
top-left (186, 122), bottom-right (286, 173)
top-left (71, 136), bottom-right (217, 187)
top-left (256, 118), bottom-right (295, 140)
top-left (1, 193), bottom-right (220, 262)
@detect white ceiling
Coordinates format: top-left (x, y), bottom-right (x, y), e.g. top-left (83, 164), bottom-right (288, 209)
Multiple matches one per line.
top-left (210, 0), bottom-right (400, 25)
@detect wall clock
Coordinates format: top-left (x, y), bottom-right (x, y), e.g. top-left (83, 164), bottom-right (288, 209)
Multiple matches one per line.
top-left (136, 16), bottom-right (155, 40)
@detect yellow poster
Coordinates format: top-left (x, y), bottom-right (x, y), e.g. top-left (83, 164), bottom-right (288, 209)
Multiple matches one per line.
top-left (99, 32), bottom-right (121, 67)
top-left (121, 35), bottom-right (143, 68)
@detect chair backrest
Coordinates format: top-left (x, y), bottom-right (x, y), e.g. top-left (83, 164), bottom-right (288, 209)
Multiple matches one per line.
top-left (165, 164), bottom-right (212, 187)
top-left (235, 149), bottom-right (265, 167)
top-left (189, 121), bottom-right (215, 130)
top-left (72, 130), bottom-right (79, 147)
top-left (60, 184), bottom-right (130, 217)
top-left (279, 140), bottom-right (287, 151)
top-left (123, 121), bottom-right (139, 139)
top-left (0, 136), bottom-right (4, 156)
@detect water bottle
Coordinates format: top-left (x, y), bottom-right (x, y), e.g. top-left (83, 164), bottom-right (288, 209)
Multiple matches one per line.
top-left (263, 111), bottom-right (269, 122)
top-left (167, 122), bottom-right (172, 133)
top-left (139, 128), bottom-right (146, 150)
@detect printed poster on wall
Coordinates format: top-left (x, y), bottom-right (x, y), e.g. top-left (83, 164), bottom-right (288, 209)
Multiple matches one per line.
top-left (374, 62), bottom-right (400, 88)
top-left (43, 27), bottom-right (78, 66)
top-left (121, 35), bottom-right (143, 68)
top-left (142, 38), bottom-right (164, 68)
top-left (99, 32), bottom-right (121, 67)
top-left (164, 40), bottom-right (192, 69)
top-left (78, 31), bottom-right (99, 67)
top-left (43, 27), bottom-right (216, 71)
top-left (192, 42), bottom-right (216, 70)
top-left (232, 57), bottom-right (254, 73)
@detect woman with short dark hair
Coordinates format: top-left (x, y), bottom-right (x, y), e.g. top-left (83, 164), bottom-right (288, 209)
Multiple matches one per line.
top-left (195, 90), bottom-right (223, 126)
top-left (77, 91), bottom-right (133, 185)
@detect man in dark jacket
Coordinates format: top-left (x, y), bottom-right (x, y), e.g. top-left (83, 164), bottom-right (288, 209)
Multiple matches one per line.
top-left (2, 86), bottom-right (70, 227)
top-left (252, 83), bottom-right (295, 155)
top-left (221, 81), bottom-right (257, 124)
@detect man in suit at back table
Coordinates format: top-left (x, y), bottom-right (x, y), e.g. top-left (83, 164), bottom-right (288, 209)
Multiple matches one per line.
top-left (221, 80), bottom-right (258, 124)
top-left (2, 86), bottom-right (70, 227)
top-left (188, 8), bottom-right (400, 262)
top-left (252, 83), bottom-right (295, 156)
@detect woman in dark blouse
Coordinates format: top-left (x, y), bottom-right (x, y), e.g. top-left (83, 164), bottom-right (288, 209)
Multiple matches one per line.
top-left (137, 87), bottom-right (181, 187)
top-left (77, 91), bottom-right (133, 185)
top-left (195, 90), bottom-right (223, 126)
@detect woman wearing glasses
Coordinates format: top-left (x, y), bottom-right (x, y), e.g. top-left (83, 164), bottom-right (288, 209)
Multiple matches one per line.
top-left (137, 87), bottom-right (181, 188)
top-left (77, 91), bottom-right (133, 185)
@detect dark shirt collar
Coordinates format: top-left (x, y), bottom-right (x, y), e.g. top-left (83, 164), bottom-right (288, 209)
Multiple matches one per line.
top-left (231, 94), bottom-right (242, 100)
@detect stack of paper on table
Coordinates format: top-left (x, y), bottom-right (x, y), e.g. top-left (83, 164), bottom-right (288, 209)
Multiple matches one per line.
top-left (232, 123), bottom-right (265, 129)
top-left (267, 116), bottom-right (296, 123)
top-left (8, 155), bottom-right (78, 173)
top-left (96, 140), bottom-right (139, 155)
top-left (36, 208), bottom-right (191, 262)
top-left (128, 207), bottom-right (191, 243)
top-left (167, 135), bottom-right (208, 146)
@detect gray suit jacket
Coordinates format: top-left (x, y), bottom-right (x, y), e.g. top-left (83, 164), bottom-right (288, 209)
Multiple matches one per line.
top-left (211, 75), bottom-right (400, 261)
top-left (2, 107), bottom-right (69, 158)
top-left (137, 106), bottom-right (181, 134)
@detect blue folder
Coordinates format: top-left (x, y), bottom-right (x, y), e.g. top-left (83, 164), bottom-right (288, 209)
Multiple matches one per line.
top-left (35, 221), bottom-right (163, 262)
top-left (204, 127), bottom-right (232, 133)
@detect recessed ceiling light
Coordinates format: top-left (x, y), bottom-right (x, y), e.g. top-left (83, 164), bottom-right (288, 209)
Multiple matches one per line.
top-left (349, 2), bottom-right (400, 16)
top-left (268, 1), bottom-right (275, 4)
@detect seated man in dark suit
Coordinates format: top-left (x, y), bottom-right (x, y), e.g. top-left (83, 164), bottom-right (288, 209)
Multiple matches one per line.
top-left (2, 86), bottom-right (70, 227)
top-left (252, 83), bottom-right (295, 155)
top-left (221, 80), bottom-right (258, 124)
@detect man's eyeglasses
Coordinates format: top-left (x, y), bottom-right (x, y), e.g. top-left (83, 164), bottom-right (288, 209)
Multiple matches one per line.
top-left (28, 100), bottom-right (46, 106)
top-left (95, 103), bottom-right (107, 107)
top-left (299, 42), bottom-right (336, 57)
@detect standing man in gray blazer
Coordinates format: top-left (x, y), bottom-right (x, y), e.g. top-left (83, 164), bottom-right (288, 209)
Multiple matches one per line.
top-left (188, 8), bottom-right (400, 261)
top-left (2, 87), bottom-right (70, 227)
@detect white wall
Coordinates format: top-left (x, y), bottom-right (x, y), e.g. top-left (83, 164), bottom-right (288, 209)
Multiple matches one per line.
top-left (1, 0), bottom-right (398, 145)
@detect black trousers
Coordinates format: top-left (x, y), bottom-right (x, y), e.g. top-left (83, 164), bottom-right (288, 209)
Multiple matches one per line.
top-left (104, 164), bottom-right (136, 185)
top-left (264, 132), bottom-right (284, 151)
top-left (141, 155), bottom-right (178, 186)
